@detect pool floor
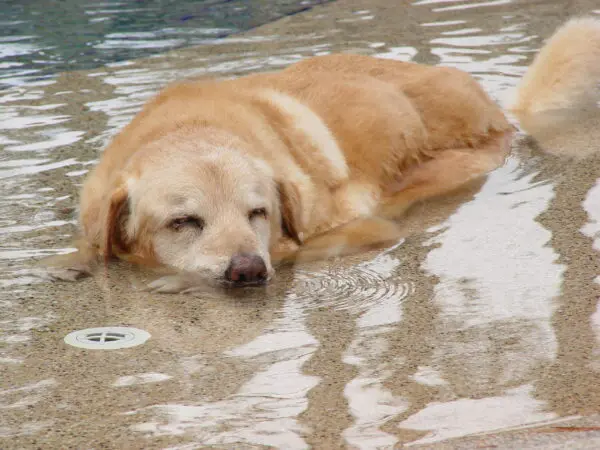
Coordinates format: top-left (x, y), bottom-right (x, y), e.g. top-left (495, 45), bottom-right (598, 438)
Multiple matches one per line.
top-left (2, 0), bottom-right (600, 448)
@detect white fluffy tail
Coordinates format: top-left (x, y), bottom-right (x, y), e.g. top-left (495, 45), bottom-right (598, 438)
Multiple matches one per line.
top-left (511, 17), bottom-right (600, 116)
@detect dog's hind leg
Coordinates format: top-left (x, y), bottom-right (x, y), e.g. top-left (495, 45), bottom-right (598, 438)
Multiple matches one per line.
top-left (379, 130), bottom-right (513, 219)
top-left (272, 216), bottom-right (404, 264)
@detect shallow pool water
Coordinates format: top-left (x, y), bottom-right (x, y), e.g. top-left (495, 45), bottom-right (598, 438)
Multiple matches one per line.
top-left (2, 0), bottom-right (600, 449)
top-left (1, 0), bottom-right (330, 88)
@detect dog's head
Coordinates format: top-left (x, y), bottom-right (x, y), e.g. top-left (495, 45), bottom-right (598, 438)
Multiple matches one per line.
top-left (95, 137), bottom-right (303, 286)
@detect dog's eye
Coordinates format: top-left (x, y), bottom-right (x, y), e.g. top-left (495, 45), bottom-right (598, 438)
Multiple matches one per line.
top-left (169, 216), bottom-right (204, 231)
top-left (248, 208), bottom-right (268, 220)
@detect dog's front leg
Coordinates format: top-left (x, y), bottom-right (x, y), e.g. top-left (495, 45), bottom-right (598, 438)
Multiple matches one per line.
top-left (276, 217), bottom-right (404, 263)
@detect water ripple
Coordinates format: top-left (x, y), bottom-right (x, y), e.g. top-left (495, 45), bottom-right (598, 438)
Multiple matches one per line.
top-left (287, 247), bottom-right (413, 314)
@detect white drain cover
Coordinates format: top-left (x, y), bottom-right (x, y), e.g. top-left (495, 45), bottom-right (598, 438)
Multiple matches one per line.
top-left (64, 327), bottom-right (150, 350)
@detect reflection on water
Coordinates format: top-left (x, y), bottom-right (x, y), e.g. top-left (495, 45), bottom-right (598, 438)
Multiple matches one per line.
top-left (583, 180), bottom-right (600, 263)
top-left (400, 156), bottom-right (563, 444)
top-left (2, 0), bottom-right (600, 448)
top-left (401, 385), bottom-right (556, 446)
top-left (129, 353), bottom-right (318, 449)
top-left (128, 285), bottom-right (321, 449)
top-left (0, 0), bottom-right (331, 87)
top-left (591, 165), bottom-right (600, 375)
top-left (425, 156), bottom-right (559, 338)
top-left (342, 248), bottom-right (411, 449)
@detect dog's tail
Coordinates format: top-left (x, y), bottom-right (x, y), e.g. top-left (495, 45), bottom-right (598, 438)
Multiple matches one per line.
top-left (510, 17), bottom-right (600, 117)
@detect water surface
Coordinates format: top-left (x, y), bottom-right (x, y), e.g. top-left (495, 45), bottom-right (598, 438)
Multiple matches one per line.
top-left (1, 0), bottom-right (330, 87)
top-left (2, 0), bottom-right (600, 449)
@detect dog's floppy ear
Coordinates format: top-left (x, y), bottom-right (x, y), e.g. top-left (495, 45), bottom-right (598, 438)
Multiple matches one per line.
top-left (102, 185), bottom-right (131, 264)
top-left (277, 181), bottom-right (304, 246)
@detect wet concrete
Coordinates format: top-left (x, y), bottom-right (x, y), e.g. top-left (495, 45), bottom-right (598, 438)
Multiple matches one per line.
top-left (2, 0), bottom-right (600, 448)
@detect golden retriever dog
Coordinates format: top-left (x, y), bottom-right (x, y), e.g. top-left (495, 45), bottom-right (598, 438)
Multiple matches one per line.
top-left (63, 17), bottom-right (599, 291)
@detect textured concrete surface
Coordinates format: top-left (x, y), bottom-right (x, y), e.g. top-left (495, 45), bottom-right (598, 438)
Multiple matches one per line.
top-left (1, 0), bottom-right (600, 449)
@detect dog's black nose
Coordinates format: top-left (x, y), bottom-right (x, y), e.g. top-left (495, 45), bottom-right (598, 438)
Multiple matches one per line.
top-left (225, 254), bottom-right (268, 285)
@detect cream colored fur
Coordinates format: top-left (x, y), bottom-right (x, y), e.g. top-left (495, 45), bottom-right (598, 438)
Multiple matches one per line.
top-left (511, 17), bottom-right (600, 115)
top-left (47, 16), bottom-right (600, 291)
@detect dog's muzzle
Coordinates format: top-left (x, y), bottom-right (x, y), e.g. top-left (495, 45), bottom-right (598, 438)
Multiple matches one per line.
top-left (224, 253), bottom-right (268, 286)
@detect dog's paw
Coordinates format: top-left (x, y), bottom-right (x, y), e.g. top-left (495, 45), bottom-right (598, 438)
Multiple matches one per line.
top-left (16, 265), bottom-right (91, 283)
top-left (146, 274), bottom-right (207, 294)
top-left (45, 265), bottom-right (91, 282)
top-left (34, 247), bottom-right (95, 282)
top-left (146, 275), bottom-right (187, 293)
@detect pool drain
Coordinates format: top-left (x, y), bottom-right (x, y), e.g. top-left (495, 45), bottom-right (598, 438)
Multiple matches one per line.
top-left (64, 327), bottom-right (150, 350)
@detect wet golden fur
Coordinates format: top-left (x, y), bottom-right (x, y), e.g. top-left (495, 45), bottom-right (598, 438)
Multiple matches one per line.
top-left (70, 17), bottom-right (599, 290)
